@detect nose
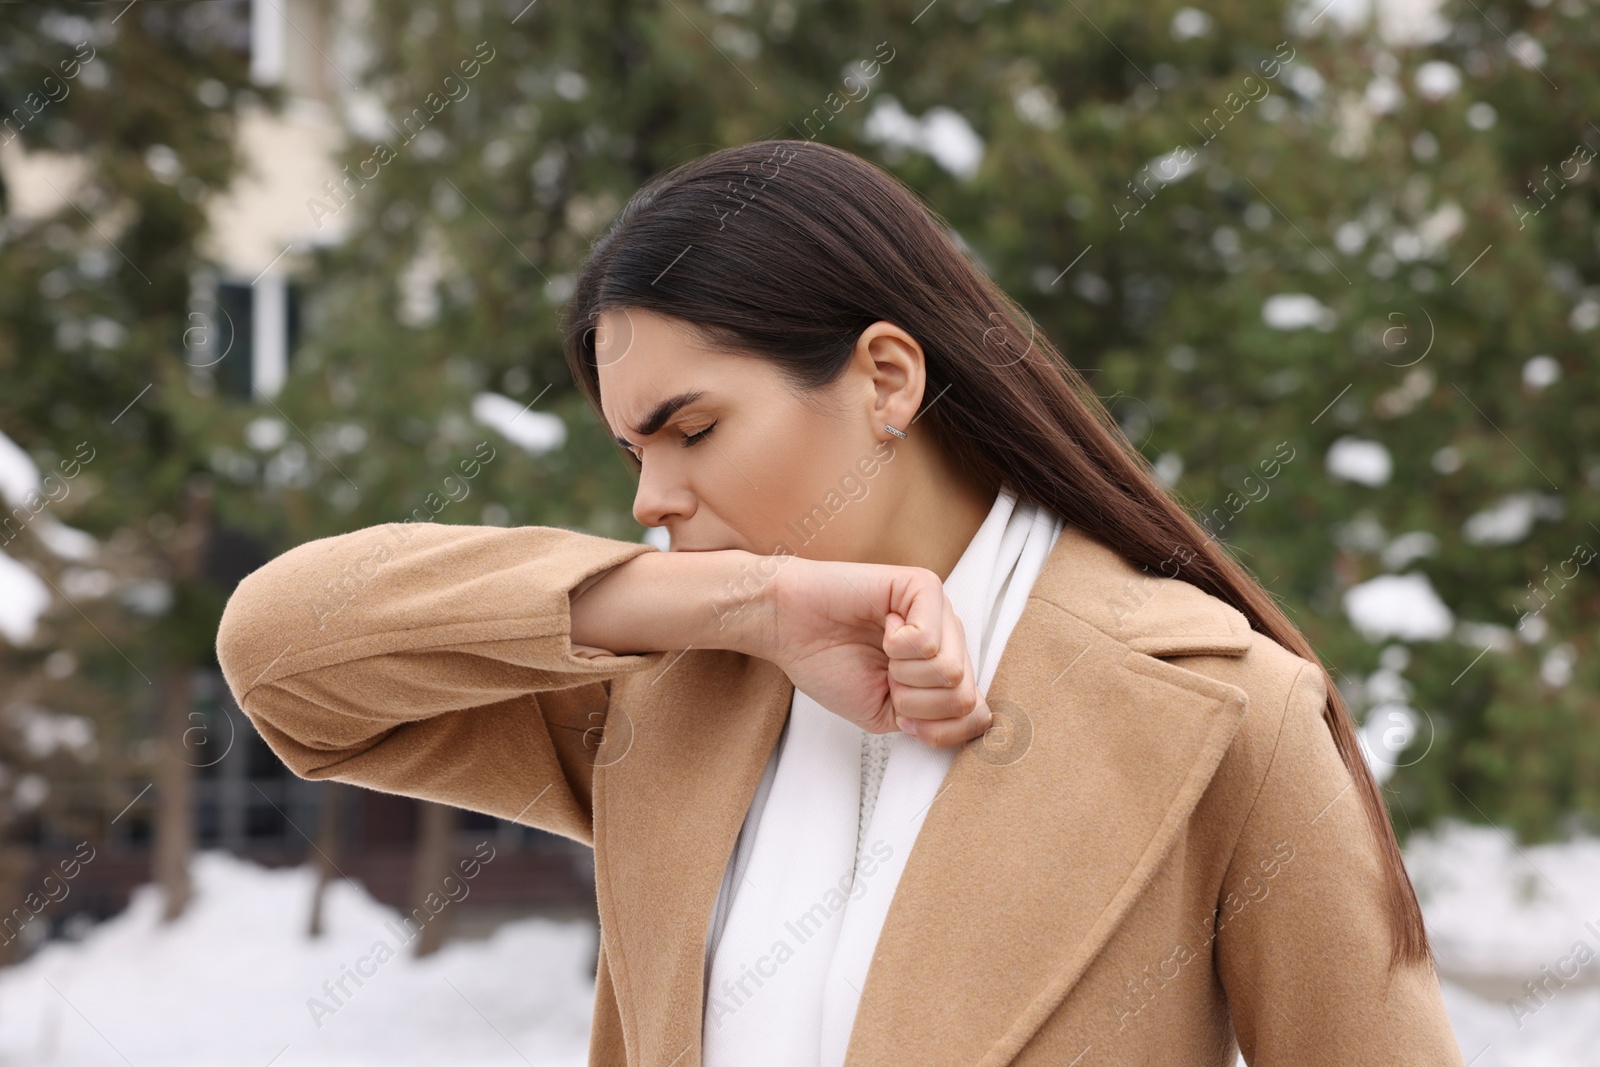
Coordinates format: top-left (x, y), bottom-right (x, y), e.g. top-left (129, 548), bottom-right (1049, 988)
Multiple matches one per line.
top-left (631, 455), bottom-right (697, 530)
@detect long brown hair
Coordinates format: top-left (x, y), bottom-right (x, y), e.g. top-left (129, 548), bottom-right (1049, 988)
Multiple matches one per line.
top-left (561, 138), bottom-right (1433, 972)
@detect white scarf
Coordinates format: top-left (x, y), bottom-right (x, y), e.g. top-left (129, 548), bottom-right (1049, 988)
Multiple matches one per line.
top-left (702, 485), bottom-right (1066, 1066)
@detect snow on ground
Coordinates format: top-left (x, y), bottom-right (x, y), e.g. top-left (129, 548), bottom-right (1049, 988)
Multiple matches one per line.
top-left (1410, 820), bottom-right (1600, 975)
top-left (0, 851), bottom-right (595, 1067)
top-left (1, 825), bottom-right (1597, 1065)
top-left (1443, 981), bottom-right (1600, 1067)
top-left (1407, 820), bottom-right (1600, 1067)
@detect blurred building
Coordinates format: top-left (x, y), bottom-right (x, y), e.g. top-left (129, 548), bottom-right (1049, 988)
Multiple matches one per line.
top-left (2, 0), bottom-right (597, 958)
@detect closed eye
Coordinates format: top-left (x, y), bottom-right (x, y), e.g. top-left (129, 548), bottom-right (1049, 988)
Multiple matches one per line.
top-left (620, 420), bottom-right (716, 468)
top-left (682, 421), bottom-right (716, 447)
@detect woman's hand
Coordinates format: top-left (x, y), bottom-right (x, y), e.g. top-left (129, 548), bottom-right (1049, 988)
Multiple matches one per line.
top-left (752, 556), bottom-right (992, 748)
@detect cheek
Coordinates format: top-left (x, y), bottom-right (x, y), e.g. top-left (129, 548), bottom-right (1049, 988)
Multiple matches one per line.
top-left (717, 417), bottom-right (803, 509)
top-left (758, 423), bottom-right (876, 545)
top-left (696, 413), bottom-right (813, 539)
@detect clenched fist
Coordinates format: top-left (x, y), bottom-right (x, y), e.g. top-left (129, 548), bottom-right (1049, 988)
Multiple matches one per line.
top-left (747, 556), bottom-right (993, 748)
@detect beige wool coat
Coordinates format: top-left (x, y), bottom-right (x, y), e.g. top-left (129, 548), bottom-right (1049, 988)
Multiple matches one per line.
top-left (214, 519), bottom-right (1466, 1067)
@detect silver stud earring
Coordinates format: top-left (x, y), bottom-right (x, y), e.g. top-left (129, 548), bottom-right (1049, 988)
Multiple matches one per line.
top-left (885, 424), bottom-right (908, 439)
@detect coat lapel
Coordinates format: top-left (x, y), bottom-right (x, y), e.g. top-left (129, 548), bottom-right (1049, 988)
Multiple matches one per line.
top-left (595, 524), bottom-right (1255, 1067)
top-left (841, 558), bottom-right (1252, 1066)
top-left (593, 645), bottom-right (794, 1066)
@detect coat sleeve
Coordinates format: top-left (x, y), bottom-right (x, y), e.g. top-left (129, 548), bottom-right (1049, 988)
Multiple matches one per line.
top-left (213, 521), bottom-right (664, 847)
top-left (1213, 662), bottom-right (1465, 1066)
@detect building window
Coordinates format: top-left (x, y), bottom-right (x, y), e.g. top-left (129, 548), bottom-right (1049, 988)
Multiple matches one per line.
top-left (204, 278), bottom-right (301, 400)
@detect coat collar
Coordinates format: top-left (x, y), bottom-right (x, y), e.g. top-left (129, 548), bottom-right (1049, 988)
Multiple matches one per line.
top-left (593, 522), bottom-right (1254, 1067)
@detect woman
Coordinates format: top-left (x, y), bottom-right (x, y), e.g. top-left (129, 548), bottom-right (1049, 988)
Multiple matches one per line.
top-left (215, 139), bottom-right (1464, 1066)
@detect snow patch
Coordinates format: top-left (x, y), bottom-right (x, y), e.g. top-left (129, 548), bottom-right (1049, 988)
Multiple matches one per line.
top-left (1152, 452), bottom-right (1184, 488)
top-left (1523, 354), bottom-right (1561, 389)
top-left (0, 851), bottom-right (595, 1066)
top-left (863, 97), bottom-right (985, 180)
top-left (0, 427), bottom-right (41, 507)
top-left (1462, 492), bottom-right (1563, 546)
top-left (1170, 7), bottom-right (1213, 39)
top-left (471, 393), bottom-right (566, 455)
top-left (1381, 530), bottom-right (1439, 570)
top-left (1356, 701), bottom-right (1418, 784)
top-left (246, 417), bottom-right (291, 451)
top-left (1146, 145), bottom-right (1202, 186)
top-left (5, 704), bottom-right (95, 759)
top-left (0, 550), bottom-right (52, 645)
top-left (1343, 571), bottom-right (1454, 640)
top-left (1407, 820), bottom-right (1600, 975)
top-left (1262, 293), bottom-right (1337, 331)
top-left (32, 518), bottom-right (98, 562)
top-left (0, 428), bottom-right (98, 562)
top-left (1415, 60), bottom-right (1462, 99)
top-left (1290, 0), bottom-right (1450, 46)
top-left (1326, 436), bottom-right (1392, 486)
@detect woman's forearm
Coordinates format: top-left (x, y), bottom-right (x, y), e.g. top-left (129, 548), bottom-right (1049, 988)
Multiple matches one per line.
top-left (569, 548), bottom-right (778, 659)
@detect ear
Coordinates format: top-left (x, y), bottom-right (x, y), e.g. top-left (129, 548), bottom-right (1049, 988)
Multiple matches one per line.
top-left (853, 320), bottom-right (926, 431)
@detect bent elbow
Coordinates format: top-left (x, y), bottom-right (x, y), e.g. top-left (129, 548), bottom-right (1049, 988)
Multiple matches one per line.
top-left (215, 561), bottom-right (297, 708)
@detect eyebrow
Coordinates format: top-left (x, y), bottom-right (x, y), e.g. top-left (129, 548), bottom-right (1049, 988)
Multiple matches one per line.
top-left (612, 389), bottom-right (710, 447)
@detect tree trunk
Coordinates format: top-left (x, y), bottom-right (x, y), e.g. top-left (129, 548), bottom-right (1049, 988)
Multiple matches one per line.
top-left (0, 843), bottom-right (38, 965)
top-left (154, 669), bottom-right (196, 923)
top-left (307, 782), bottom-right (346, 937)
top-left (407, 800), bottom-right (457, 958)
top-left (152, 474), bottom-right (215, 923)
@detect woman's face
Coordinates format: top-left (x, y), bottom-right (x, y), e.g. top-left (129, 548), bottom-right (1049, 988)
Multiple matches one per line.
top-left (593, 306), bottom-right (918, 560)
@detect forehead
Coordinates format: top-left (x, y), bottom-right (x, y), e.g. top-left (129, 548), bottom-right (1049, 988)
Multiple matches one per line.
top-left (593, 307), bottom-right (699, 375)
top-left (594, 309), bottom-right (746, 432)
